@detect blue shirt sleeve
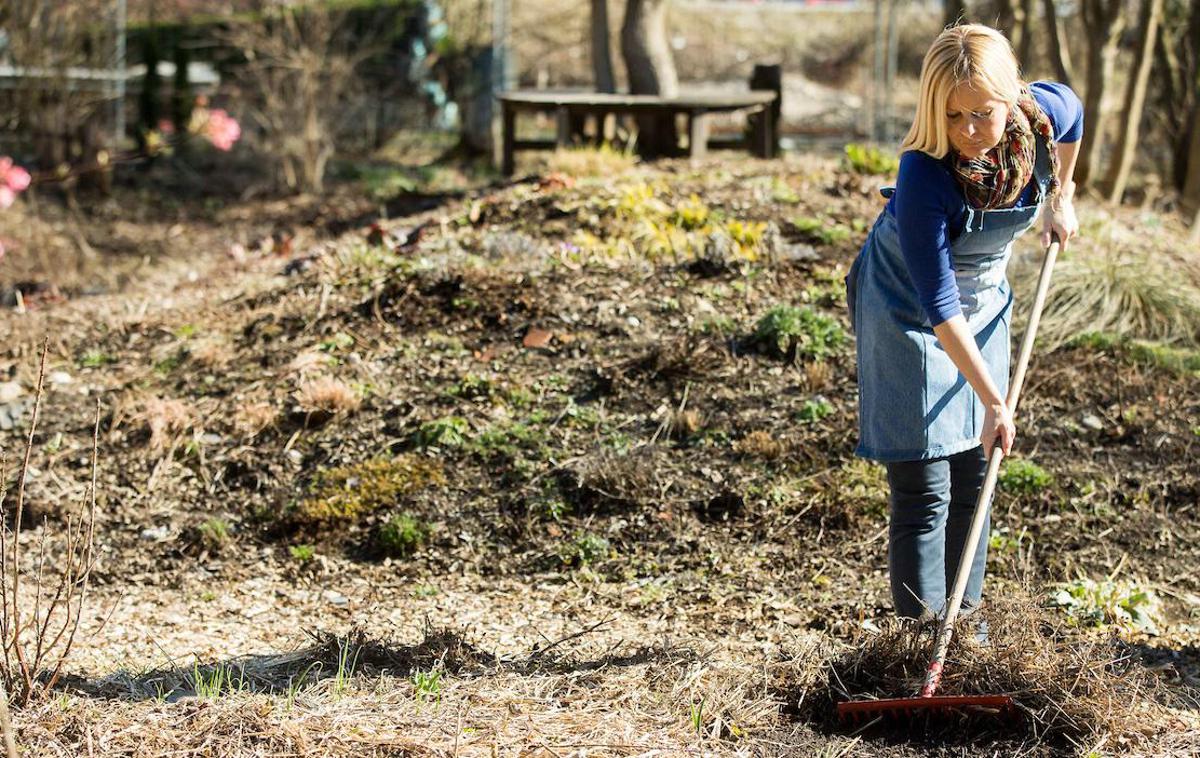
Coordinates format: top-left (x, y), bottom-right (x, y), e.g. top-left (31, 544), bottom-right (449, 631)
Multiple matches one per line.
top-left (893, 151), bottom-right (963, 327)
top-left (1030, 80), bottom-right (1083, 143)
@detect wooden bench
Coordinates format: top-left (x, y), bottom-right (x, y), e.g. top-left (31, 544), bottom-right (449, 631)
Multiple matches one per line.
top-left (497, 89), bottom-right (780, 175)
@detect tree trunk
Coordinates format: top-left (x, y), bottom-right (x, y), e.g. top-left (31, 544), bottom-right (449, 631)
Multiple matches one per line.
top-left (1183, 1), bottom-right (1200, 215)
top-left (1147, 1), bottom-right (1193, 188)
top-left (1016, 0), bottom-right (1036, 70)
top-left (944, 0), bottom-right (968, 27)
top-left (1076, 0), bottom-right (1126, 191)
top-left (1042, 0), bottom-right (1073, 86)
top-left (994, 0), bottom-right (1021, 50)
top-left (1182, 0), bottom-right (1200, 201)
top-left (591, 0), bottom-right (616, 93)
top-left (1105, 0), bottom-right (1162, 204)
top-left (621, 0), bottom-right (678, 157)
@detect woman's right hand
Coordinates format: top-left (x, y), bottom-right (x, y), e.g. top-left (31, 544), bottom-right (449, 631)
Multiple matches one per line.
top-left (982, 401), bottom-right (1015, 459)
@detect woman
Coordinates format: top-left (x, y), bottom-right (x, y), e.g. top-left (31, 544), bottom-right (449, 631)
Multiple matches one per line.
top-left (846, 24), bottom-right (1082, 621)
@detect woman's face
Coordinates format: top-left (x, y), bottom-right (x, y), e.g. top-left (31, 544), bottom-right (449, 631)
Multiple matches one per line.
top-left (945, 83), bottom-right (1010, 159)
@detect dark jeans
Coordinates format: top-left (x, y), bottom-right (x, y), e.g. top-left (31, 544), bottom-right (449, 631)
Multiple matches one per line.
top-left (885, 446), bottom-right (989, 619)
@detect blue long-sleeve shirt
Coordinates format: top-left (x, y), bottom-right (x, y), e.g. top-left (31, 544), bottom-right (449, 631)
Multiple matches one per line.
top-left (885, 81), bottom-right (1083, 326)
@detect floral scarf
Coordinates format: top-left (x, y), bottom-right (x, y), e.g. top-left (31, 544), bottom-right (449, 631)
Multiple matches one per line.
top-left (950, 87), bottom-right (1060, 210)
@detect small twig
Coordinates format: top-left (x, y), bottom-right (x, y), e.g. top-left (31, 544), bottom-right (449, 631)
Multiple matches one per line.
top-left (527, 616), bottom-right (614, 662)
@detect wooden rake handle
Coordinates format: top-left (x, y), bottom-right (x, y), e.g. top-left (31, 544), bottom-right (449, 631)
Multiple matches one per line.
top-left (919, 234), bottom-right (1062, 699)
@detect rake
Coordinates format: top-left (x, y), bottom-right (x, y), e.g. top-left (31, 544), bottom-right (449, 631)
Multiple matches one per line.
top-left (838, 234), bottom-right (1062, 724)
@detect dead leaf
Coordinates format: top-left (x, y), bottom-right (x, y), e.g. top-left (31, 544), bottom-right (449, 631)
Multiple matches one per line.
top-left (523, 327), bottom-right (553, 349)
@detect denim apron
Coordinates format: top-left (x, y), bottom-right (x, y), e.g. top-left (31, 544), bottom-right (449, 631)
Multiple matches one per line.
top-left (847, 135), bottom-right (1053, 462)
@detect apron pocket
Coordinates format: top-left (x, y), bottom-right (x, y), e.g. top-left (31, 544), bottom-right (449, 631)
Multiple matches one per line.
top-left (845, 250), bottom-right (863, 332)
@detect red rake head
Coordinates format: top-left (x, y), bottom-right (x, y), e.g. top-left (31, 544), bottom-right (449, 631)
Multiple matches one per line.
top-left (837, 694), bottom-right (1018, 725)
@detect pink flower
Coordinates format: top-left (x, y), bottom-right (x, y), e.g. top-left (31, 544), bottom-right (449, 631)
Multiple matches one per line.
top-left (0, 157), bottom-right (31, 209)
top-left (202, 109), bottom-right (241, 152)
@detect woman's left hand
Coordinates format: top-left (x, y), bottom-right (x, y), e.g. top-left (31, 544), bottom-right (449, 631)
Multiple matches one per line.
top-left (1041, 195), bottom-right (1079, 252)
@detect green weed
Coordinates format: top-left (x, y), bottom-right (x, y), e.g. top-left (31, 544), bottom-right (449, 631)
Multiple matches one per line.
top-left (153, 350), bottom-right (187, 375)
top-left (357, 164), bottom-right (419, 199)
top-left (414, 417), bottom-right (470, 449)
top-left (332, 639), bottom-right (360, 699)
top-left (697, 315), bottom-right (738, 336)
top-left (988, 527), bottom-right (1022, 554)
top-left (1050, 577), bottom-right (1162, 635)
top-left (411, 668), bottom-right (443, 704)
top-left (189, 661), bottom-right (246, 699)
top-left (754, 305), bottom-right (847, 360)
top-left (318, 333), bottom-right (355, 352)
top-left (690, 697), bottom-right (705, 735)
top-left (79, 350), bottom-right (115, 368)
top-left (470, 419), bottom-right (550, 459)
top-left (562, 533), bottom-right (611, 567)
top-left (670, 194), bottom-right (712, 230)
top-left (797, 397), bottom-right (834, 424)
top-left (449, 374), bottom-right (493, 399)
top-left (377, 513), bottom-right (430, 558)
top-left (999, 459), bottom-right (1053, 496)
top-left (792, 215), bottom-right (852, 246)
top-left (771, 179), bottom-right (800, 204)
top-left (843, 142), bottom-right (899, 175)
top-left (197, 518), bottom-right (231, 552)
top-left (289, 544), bottom-right (316, 562)
top-left (1069, 332), bottom-right (1200, 374)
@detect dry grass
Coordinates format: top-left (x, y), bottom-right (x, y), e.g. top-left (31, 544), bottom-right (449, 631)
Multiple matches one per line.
top-left (1012, 216), bottom-right (1200, 350)
top-left (781, 589), bottom-right (1198, 754)
top-left (557, 449), bottom-right (666, 514)
top-left (189, 337), bottom-right (235, 369)
top-left (233, 400), bottom-right (278, 439)
top-left (13, 625), bottom-right (815, 757)
top-left (668, 409), bottom-right (704, 439)
top-left (544, 145), bottom-right (639, 179)
top-left (293, 376), bottom-right (361, 417)
top-left (733, 430), bottom-right (786, 460)
top-left (129, 396), bottom-right (196, 452)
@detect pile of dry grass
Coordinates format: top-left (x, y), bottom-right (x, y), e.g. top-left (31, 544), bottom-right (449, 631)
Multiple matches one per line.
top-left (556, 448), bottom-right (667, 514)
top-left (779, 590), bottom-right (1197, 753)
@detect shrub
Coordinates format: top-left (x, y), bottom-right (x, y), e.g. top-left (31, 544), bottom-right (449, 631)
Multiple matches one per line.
top-left (754, 305), bottom-right (846, 360)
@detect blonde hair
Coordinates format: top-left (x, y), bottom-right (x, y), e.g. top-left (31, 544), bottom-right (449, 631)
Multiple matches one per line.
top-left (900, 25), bottom-right (1023, 158)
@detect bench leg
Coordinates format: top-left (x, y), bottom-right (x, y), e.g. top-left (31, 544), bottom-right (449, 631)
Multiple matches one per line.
top-left (689, 112), bottom-right (711, 162)
top-left (502, 104), bottom-right (516, 176)
top-left (555, 106), bottom-right (571, 148)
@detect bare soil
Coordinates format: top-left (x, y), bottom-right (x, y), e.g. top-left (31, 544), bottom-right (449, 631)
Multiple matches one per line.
top-left (0, 150), bottom-right (1198, 757)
